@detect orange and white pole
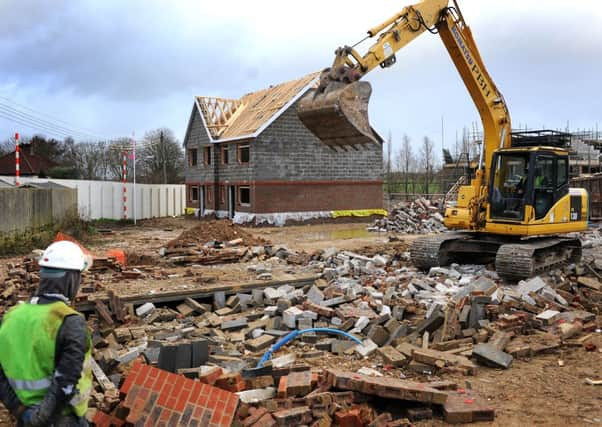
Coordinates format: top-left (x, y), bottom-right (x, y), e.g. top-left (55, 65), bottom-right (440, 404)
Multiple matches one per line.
top-left (14, 133), bottom-right (20, 186)
top-left (123, 150), bottom-right (127, 220)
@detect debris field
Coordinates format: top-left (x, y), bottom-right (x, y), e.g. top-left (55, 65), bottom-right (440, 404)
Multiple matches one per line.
top-left (1, 218), bottom-right (601, 426)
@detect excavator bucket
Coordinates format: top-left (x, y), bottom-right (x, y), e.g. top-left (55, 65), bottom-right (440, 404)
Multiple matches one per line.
top-left (297, 81), bottom-right (379, 147)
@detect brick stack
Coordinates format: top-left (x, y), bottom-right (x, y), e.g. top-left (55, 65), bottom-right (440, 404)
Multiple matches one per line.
top-left (93, 361), bottom-right (239, 427)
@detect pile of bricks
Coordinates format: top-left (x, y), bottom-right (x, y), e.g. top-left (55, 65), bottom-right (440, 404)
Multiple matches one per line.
top-left (84, 243), bottom-right (602, 424)
top-left (94, 360), bottom-right (494, 426)
top-left (8, 227), bottom-right (602, 425)
top-left (369, 198), bottom-right (445, 234)
top-left (94, 361), bottom-right (239, 427)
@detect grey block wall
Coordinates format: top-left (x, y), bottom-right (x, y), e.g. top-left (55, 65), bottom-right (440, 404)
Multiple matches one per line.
top-left (183, 101), bottom-right (383, 184)
top-left (253, 105), bottom-right (382, 182)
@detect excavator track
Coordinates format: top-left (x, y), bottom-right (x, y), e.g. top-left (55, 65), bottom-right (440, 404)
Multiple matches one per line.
top-left (410, 233), bottom-right (469, 270)
top-left (411, 233), bottom-right (582, 282)
top-left (495, 238), bottom-right (582, 281)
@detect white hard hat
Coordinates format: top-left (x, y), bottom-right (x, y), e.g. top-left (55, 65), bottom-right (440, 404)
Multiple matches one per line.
top-left (39, 241), bottom-right (89, 272)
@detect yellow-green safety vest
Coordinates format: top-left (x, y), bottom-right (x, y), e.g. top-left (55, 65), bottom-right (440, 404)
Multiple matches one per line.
top-left (0, 301), bottom-right (93, 417)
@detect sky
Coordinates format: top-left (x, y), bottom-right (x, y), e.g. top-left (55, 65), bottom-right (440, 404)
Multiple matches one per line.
top-left (0, 0), bottom-right (601, 158)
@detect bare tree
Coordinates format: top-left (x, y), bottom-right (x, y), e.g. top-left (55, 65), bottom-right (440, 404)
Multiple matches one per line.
top-left (138, 128), bottom-right (184, 184)
top-left (420, 136), bottom-right (435, 196)
top-left (0, 138), bottom-right (14, 156)
top-left (396, 134), bottom-right (414, 197)
top-left (385, 131), bottom-right (392, 194)
top-left (105, 139), bottom-right (132, 180)
top-left (70, 142), bottom-right (104, 179)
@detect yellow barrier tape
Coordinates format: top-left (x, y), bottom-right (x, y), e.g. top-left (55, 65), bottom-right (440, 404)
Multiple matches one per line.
top-left (331, 209), bottom-right (388, 218)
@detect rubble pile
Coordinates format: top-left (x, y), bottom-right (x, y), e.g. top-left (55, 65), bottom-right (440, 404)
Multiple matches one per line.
top-left (0, 258), bottom-right (39, 316)
top-left (88, 240), bottom-right (602, 425)
top-left (369, 198), bottom-right (446, 234)
top-left (166, 220), bottom-right (268, 248)
top-left (2, 225), bottom-right (602, 425)
top-left (159, 220), bottom-right (271, 266)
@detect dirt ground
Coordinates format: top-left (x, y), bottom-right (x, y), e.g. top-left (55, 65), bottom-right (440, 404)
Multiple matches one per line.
top-left (0, 218), bottom-right (601, 426)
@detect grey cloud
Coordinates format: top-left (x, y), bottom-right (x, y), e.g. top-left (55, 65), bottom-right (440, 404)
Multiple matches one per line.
top-left (0, 0), bottom-right (599, 148)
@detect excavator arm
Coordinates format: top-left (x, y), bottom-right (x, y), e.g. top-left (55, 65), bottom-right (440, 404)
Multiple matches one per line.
top-left (297, 0), bottom-right (512, 229)
top-left (328, 0), bottom-right (449, 80)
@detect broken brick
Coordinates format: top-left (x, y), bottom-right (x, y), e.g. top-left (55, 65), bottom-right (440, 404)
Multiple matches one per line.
top-left (443, 390), bottom-right (495, 424)
top-left (334, 408), bottom-right (362, 427)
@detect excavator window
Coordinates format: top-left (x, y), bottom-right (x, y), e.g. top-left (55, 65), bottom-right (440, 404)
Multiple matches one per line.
top-left (489, 153), bottom-right (529, 220)
top-left (557, 158), bottom-right (568, 187)
top-left (533, 154), bottom-right (570, 220)
top-left (533, 156), bottom-right (555, 219)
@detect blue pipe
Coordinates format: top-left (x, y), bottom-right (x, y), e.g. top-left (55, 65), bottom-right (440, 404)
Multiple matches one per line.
top-left (256, 327), bottom-right (363, 368)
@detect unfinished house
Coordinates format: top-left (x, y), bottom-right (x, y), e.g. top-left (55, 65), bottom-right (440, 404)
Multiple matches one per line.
top-left (183, 73), bottom-right (384, 224)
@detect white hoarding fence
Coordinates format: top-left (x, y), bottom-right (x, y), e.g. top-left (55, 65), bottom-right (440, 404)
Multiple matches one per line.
top-left (0, 177), bottom-right (185, 220)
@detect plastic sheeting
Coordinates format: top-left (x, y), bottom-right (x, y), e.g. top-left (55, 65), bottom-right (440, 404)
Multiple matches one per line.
top-left (193, 208), bottom-right (387, 226)
top-left (233, 210), bottom-right (332, 227)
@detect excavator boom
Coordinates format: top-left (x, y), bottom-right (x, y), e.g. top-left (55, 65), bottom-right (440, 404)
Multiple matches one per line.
top-left (298, 0), bottom-right (451, 148)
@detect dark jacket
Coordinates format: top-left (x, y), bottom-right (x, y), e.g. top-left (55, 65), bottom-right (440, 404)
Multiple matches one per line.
top-left (0, 270), bottom-right (87, 426)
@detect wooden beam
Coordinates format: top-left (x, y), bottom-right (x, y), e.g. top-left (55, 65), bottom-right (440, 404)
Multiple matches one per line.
top-left (76, 275), bottom-right (319, 312)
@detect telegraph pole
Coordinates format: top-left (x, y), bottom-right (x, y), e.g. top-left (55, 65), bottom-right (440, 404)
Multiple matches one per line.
top-left (160, 131), bottom-right (167, 184)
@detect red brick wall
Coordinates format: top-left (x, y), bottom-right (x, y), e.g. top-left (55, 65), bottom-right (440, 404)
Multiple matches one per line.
top-left (186, 181), bottom-right (383, 213)
top-left (253, 181), bottom-right (383, 213)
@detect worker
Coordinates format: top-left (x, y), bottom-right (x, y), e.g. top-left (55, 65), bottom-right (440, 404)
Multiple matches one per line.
top-left (516, 167), bottom-right (529, 195)
top-left (534, 167), bottom-right (546, 188)
top-left (0, 241), bottom-right (93, 427)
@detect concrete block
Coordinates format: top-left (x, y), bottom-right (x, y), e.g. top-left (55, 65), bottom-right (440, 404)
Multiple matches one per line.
top-left (518, 276), bottom-right (547, 296)
top-left (252, 289), bottom-right (264, 305)
top-left (472, 343), bottom-right (513, 369)
top-left (367, 325), bottom-right (389, 347)
top-left (246, 334), bottom-right (277, 352)
top-left (175, 342), bottom-right (192, 371)
top-left (331, 340), bottom-right (356, 355)
top-left (307, 285), bottom-right (324, 304)
top-left (355, 339), bottom-right (378, 358)
top-left (222, 318), bottom-right (248, 330)
top-left (135, 302), bottom-right (155, 317)
top-left (355, 316), bottom-right (370, 331)
top-left (298, 317), bottom-right (313, 330)
top-left (191, 339), bottom-right (209, 367)
top-left (236, 387), bottom-right (276, 404)
top-left (536, 309), bottom-right (560, 325)
top-left (283, 306), bottom-right (304, 329)
top-left (287, 370), bottom-right (312, 396)
top-left (377, 346), bottom-right (407, 367)
top-left (214, 291), bottom-right (226, 309)
top-left (272, 353), bottom-right (296, 368)
top-left (157, 344), bottom-right (178, 373)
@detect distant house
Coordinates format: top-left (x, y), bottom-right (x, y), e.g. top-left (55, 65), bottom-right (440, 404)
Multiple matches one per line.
top-left (0, 143), bottom-right (58, 177)
top-left (183, 73), bottom-right (384, 224)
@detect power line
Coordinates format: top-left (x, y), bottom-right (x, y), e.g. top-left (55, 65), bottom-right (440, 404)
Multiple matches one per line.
top-left (0, 95), bottom-right (106, 138)
top-left (0, 101), bottom-right (104, 140)
top-left (0, 109), bottom-right (76, 140)
top-left (0, 107), bottom-right (94, 141)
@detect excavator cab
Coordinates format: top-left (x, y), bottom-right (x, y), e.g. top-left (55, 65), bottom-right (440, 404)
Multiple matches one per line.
top-left (488, 148), bottom-right (568, 222)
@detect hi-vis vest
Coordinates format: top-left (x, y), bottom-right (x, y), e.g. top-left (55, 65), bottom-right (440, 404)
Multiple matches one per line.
top-left (0, 301), bottom-right (93, 417)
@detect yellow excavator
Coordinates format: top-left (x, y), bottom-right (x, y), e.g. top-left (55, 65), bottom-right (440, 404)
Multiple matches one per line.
top-left (297, 0), bottom-right (589, 280)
